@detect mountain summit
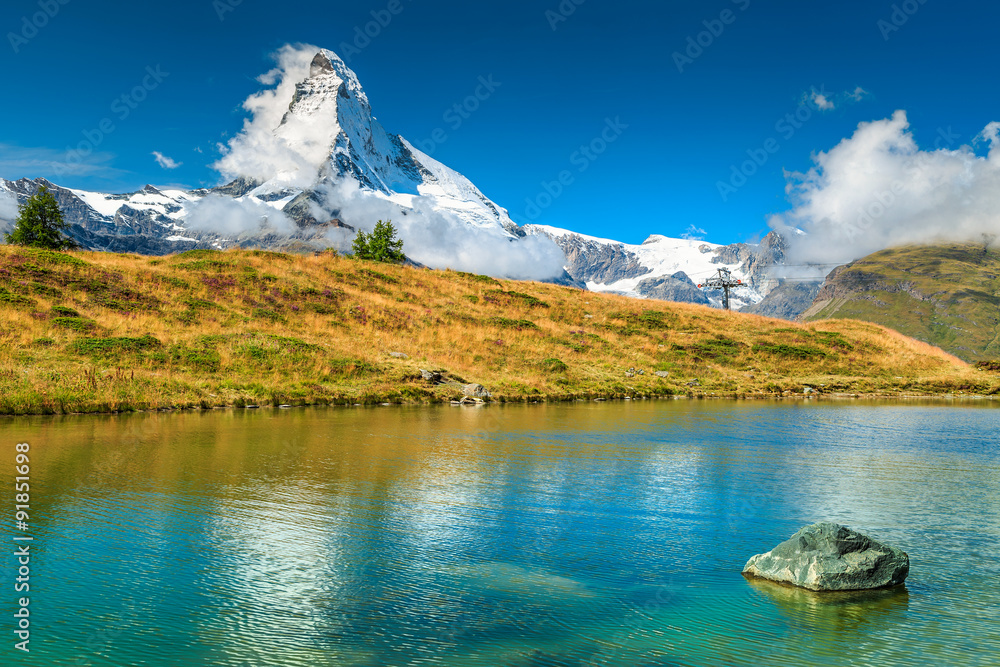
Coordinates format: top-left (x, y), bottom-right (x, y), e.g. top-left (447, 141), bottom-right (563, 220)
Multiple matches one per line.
top-left (215, 48), bottom-right (521, 236)
top-left (1, 47), bottom-right (543, 276)
top-left (0, 45), bottom-right (779, 297)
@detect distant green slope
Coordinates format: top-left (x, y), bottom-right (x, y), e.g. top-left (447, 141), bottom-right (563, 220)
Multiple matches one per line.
top-left (802, 243), bottom-right (1000, 361)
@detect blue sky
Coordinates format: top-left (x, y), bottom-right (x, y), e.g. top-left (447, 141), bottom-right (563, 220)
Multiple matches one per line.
top-left (1, 0), bottom-right (998, 245)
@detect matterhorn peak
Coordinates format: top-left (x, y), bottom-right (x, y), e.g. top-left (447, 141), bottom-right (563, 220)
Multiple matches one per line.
top-left (309, 51), bottom-right (335, 77)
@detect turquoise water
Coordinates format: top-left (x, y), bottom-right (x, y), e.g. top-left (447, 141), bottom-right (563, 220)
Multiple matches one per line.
top-left (2, 401), bottom-right (999, 666)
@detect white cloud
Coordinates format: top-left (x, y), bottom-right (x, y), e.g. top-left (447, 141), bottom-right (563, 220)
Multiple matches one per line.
top-left (314, 179), bottom-right (567, 281)
top-left (849, 87), bottom-right (869, 102)
top-left (977, 121), bottom-right (1000, 159)
top-left (208, 43), bottom-right (566, 281)
top-left (152, 151), bottom-right (181, 169)
top-left (183, 194), bottom-right (295, 237)
top-left (681, 224), bottom-right (708, 241)
top-left (805, 86), bottom-right (870, 112)
top-left (811, 92), bottom-right (834, 111)
top-left (770, 110), bottom-right (1000, 271)
top-left (213, 43), bottom-right (327, 188)
top-left (0, 188), bottom-right (18, 221)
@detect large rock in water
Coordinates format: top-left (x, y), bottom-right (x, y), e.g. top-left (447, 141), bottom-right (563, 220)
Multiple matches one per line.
top-left (742, 523), bottom-right (909, 591)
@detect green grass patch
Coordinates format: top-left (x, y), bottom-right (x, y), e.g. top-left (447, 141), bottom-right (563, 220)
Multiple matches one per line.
top-left (455, 271), bottom-right (502, 286)
top-left (70, 335), bottom-right (162, 357)
top-left (812, 330), bottom-right (856, 351)
top-left (753, 343), bottom-right (829, 360)
top-left (51, 306), bottom-right (80, 317)
top-left (357, 268), bottom-right (400, 285)
top-left (490, 317), bottom-right (539, 330)
top-left (252, 308), bottom-right (285, 323)
top-left (325, 357), bottom-right (380, 379)
top-left (540, 358), bottom-right (569, 372)
top-left (484, 289), bottom-right (550, 308)
top-left (53, 317), bottom-right (98, 332)
top-left (169, 345), bottom-right (222, 372)
top-left (183, 297), bottom-right (221, 311)
top-left (249, 250), bottom-right (293, 262)
top-left (0, 288), bottom-right (36, 309)
top-left (175, 259), bottom-right (236, 272)
top-left (17, 249), bottom-right (90, 268)
top-left (29, 282), bottom-right (62, 298)
top-left (685, 336), bottom-right (744, 360)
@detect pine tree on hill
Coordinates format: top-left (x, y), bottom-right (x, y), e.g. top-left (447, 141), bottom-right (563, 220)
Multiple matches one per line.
top-left (351, 220), bottom-right (405, 263)
top-left (4, 186), bottom-right (77, 250)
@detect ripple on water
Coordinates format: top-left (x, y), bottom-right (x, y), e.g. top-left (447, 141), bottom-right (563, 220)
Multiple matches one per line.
top-left (3, 401), bottom-right (999, 666)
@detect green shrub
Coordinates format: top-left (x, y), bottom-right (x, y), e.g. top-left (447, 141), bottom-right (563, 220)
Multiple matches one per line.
top-left (169, 346), bottom-right (222, 372)
top-left (53, 316), bottom-right (97, 332)
top-left (252, 308), bottom-right (285, 323)
top-left (456, 271), bottom-right (501, 286)
top-left (70, 335), bottom-right (162, 356)
top-left (490, 317), bottom-right (539, 330)
top-left (0, 288), bottom-right (36, 308)
top-left (540, 358), bottom-right (569, 372)
top-left (753, 343), bottom-right (829, 359)
top-left (484, 289), bottom-right (549, 308)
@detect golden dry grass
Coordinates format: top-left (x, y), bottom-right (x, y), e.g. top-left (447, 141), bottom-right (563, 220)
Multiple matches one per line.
top-left (0, 245), bottom-right (996, 414)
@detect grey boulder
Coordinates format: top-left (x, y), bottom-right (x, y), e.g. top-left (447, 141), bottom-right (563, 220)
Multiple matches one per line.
top-left (742, 522), bottom-right (909, 591)
top-left (463, 383), bottom-right (491, 399)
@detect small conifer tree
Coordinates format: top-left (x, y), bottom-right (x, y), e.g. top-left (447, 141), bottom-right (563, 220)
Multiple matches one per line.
top-left (352, 220), bottom-right (405, 263)
top-left (4, 186), bottom-right (77, 250)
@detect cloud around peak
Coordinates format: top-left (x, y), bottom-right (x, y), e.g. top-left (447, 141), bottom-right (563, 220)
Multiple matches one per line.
top-left (312, 179), bottom-right (568, 282)
top-left (212, 43), bottom-right (324, 188)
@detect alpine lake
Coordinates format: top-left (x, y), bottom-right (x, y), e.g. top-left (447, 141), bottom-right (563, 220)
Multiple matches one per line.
top-left (3, 399), bottom-right (998, 666)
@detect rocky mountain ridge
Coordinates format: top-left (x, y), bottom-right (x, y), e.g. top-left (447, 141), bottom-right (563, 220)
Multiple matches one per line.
top-left (1, 48), bottom-right (793, 309)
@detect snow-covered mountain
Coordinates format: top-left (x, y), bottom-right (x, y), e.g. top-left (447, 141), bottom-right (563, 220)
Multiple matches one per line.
top-left (215, 50), bottom-right (522, 235)
top-left (523, 225), bottom-right (785, 309)
top-left (0, 50), bottom-right (526, 258)
top-left (0, 46), bottom-right (789, 308)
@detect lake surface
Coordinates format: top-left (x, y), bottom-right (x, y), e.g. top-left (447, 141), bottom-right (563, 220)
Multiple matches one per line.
top-left (2, 400), bottom-right (999, 666)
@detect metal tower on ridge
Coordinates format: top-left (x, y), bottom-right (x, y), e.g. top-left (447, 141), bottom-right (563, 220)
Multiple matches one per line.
top-left (698, 268), bottom-right (742, 311)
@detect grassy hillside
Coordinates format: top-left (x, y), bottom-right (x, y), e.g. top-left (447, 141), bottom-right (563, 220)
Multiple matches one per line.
top-left (801, 243), bottom-right (1000, 362)
top-left (0, 245), bottom-right (995, 414)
